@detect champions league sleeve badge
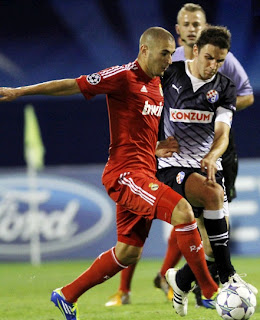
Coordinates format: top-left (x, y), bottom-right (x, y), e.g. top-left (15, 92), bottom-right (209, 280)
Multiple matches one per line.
top-left (176, 171), bottom-right (185, 184)
top-left (87, 73), bottom-right (101, 85)
top-left (206, 90), bottom-right (219, 103)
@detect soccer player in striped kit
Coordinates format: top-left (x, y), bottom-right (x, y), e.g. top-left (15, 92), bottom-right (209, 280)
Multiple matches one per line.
top-left (157, 25), bottom-right (257, 315)
top-left (0, 27), bottom-right (219, 320)
top-left (154, 2), bottom-right (255, 307)
top-left (105, 25), bottom-right (258, 317)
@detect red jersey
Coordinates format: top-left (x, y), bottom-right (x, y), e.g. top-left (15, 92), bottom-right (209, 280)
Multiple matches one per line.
top-left (76, 60), bottom-right (164, 179)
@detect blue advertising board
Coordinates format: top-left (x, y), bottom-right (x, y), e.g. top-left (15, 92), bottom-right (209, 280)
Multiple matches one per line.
top-left (0, 160), bottom-right (259, 262)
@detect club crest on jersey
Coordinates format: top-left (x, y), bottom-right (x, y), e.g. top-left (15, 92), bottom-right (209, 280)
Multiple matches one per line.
top-left (159, 84), bottom-right (164, 97)
top-left (149, 183), bottom-right (159, 191)
top-left (87, 73), bottom-right (101, 85)
top-left (176, 171), bottom-right (185, 184)
top-left (206, 90), bottom-right (219, 103)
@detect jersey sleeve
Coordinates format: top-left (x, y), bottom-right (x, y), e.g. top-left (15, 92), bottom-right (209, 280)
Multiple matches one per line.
top-left (215, 107), bottom-right (233, 127)
top-left (219, 52), bottom-right (253, 96)
top-left (161, 62), bottom-right (181, 87)
top-left (219, 77), bottom-right (237, 113)
top-left (76, 65), bottom-right (127, 100)
top-left (172, 47), bottom-right (185, 62)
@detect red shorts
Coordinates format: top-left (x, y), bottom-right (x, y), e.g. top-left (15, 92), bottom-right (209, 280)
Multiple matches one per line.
top-left (103, 171), bottom-right (183, 246)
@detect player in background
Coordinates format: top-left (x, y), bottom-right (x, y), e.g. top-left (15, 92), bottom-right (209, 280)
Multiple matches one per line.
top-left (0, 27), bottom-right (220, 320)
top-left (105, 3), bottom-right (255, 309)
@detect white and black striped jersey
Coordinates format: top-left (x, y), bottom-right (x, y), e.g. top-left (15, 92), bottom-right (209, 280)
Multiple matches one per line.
top-left (158, 61), bottom-right (236, 170)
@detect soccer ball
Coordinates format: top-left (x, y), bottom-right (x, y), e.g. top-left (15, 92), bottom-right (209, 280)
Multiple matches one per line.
top-left (216, 283), bottom-right (257, 320)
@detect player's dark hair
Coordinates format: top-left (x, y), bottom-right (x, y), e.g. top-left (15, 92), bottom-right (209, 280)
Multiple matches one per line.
top-left (196, 26), bottom-right (231, 52)
top-left (177, 3), bottom-right (206, 23)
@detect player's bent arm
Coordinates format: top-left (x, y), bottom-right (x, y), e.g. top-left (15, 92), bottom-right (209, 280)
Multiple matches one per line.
top-left (155, 136), bottom-right (179, 158)
top-left (201, 122), bottom-right (230, 182)
top-left (0, 79), bottom-right (80, 102)
top-left (236, 94), bottom-right (254, 111)
top-left (206, 121), bottom-right (230, 162)
top-left (221, 52), bottom-right (254, 110)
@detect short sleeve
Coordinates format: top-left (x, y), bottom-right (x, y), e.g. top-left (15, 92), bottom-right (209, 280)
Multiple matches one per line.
top-left (76, 65), bottom-right (127, 100)
top-left (219, 52), bottom-right (253, 96)
top-left (219, 77), bottom-right (237, 113)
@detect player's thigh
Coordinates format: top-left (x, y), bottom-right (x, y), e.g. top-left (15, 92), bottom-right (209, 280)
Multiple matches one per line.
top-left (105, 171), bottom-right (166, 216)
top-left (116, 205), bottom-right (153, 247)
top-left (185, 172), bottom-right (223, 208)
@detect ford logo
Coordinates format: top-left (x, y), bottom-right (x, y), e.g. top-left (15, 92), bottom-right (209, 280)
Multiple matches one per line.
top-left (0, 174), bottom-right (114, 256)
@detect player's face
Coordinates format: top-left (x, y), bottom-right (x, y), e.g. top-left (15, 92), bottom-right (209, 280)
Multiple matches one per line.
top-left (194, 44), bottom-right (228, 80)
top-left (176, 10), bottom-right (206, 48)
top-left (146, 39), bottom-right (176, 77)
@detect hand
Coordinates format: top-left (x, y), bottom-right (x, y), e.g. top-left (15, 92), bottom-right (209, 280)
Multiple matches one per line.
top-left (200, 157), bottom-right (218, 183)
top-left (0, 87), bottom-right (21, 102)
top-left (155, 136), bottom-right (179, 158)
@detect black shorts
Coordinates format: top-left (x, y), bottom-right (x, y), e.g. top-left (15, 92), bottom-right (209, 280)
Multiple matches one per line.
top-left (156, 166), bottom-right (226, 218)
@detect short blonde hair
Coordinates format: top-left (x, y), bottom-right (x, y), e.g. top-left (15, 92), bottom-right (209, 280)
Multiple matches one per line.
top-left (177, 3), bottom-right (206, 24)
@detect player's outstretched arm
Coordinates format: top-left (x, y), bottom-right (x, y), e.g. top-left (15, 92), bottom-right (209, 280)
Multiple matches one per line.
top-left (0, 79), bottom-right (80, 102)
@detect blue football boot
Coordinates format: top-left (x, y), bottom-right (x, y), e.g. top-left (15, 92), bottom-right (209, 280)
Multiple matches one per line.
top-left (51, 288), bottom-right (79, 320)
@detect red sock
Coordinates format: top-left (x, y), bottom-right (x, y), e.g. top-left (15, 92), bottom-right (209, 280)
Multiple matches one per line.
top-left (160, 228), bottom-right (182, 276)
top-left (62, 247), bottom-right (127, 303)
top-left (175, 221), bottom-right (218, 298)
top-left (119, 263), bottom-right (137, 293)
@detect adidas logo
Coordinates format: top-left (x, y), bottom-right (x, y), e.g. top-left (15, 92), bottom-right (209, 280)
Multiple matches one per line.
top-left (141, 85), bottom-right (148, 93)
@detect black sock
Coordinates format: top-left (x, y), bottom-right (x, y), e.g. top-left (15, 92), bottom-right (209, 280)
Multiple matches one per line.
top-left (203, 216), bottom-right (235, 283)
top-left (207, 261), bottom-right (220, 285)
top-left (176, 263), bottom-right (195, 292)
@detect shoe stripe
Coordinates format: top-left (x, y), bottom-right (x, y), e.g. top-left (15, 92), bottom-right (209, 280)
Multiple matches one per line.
top-left (174, 297), bottom-right (183, 305)
top-left (174, 293), bottom-right (184, 305)
top-left (57, 300), bottom-right (66, 317)
top-left (61, 300), bottom-right (72, 315)
top-left (174, 295), bottom-right (182, 301)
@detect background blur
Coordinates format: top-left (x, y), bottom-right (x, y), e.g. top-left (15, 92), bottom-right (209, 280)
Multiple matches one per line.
top-left (0, 0), bottom-right (259, 261)
top-left (0, 0), bottom-right (259, 165)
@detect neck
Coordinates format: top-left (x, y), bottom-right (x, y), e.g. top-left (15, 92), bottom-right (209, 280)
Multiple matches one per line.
top-left (137, 57), bottom-right (153, 78)
top-left (188, 60), bottom-right (199, 78)
top-left (184, 45), bottom-right (194, 60)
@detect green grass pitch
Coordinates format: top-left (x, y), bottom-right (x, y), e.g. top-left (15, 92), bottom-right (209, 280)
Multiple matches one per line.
top-left (1, 256), bottom-right (260, 320)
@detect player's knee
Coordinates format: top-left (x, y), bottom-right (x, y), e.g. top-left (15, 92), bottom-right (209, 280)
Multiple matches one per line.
top-left (124, 249), bottom-right (142, 265)
top-left (171, 198), bottom-right (194, 225)
top-left (205, 184), bottom-right (224, 206)
top-left (115, 243), bottom-right (142, 265)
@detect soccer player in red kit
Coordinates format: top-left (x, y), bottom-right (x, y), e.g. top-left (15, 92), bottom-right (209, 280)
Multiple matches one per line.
top-left (0, 27), bottom-right (219, 319)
